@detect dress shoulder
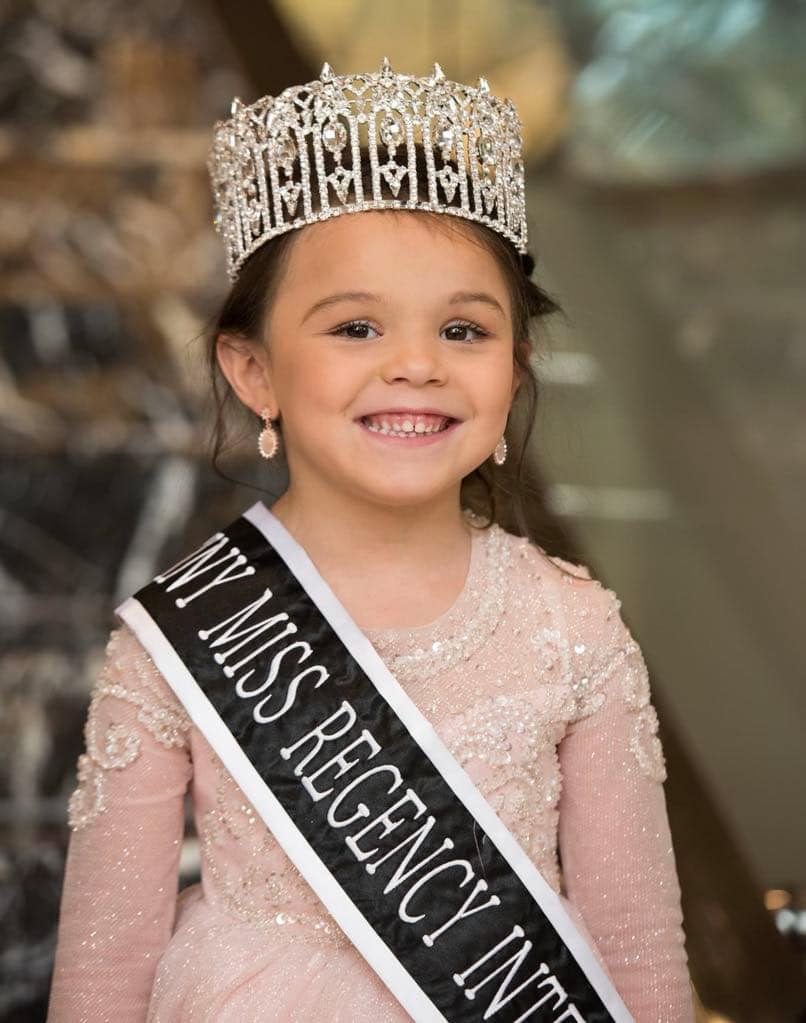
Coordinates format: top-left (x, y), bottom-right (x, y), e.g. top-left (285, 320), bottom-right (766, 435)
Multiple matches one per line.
top-left (509, 532), bottom-right (597, 586)
top-left (516, 538), bottom-right (662, 771)
top-left (93, 624), bottom-right (193, 744)
top-left (536, 546), bottom-right (595, 583)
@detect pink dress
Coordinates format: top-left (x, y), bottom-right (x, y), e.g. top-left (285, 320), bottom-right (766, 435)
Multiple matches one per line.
top-left (47, 519), bottom-right (695, 1022)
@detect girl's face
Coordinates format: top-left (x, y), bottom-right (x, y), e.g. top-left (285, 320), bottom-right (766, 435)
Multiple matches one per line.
top-left (222, 210), bottom-right (521, 510)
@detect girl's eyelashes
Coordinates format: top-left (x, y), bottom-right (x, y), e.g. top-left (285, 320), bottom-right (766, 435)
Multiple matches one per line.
top-left (330, 319), bottom-right (379, 340)
top-left (329, 319), bottom-right (490, 343)
top-left (444, 319), bottom-right (490, 343)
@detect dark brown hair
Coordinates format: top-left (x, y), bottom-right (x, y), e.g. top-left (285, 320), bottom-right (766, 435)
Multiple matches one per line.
top-left (204, 143), bottom-right (571, 546)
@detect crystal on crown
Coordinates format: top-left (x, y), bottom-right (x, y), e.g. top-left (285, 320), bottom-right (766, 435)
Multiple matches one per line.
top-left (207, 57), bottom-right (529, 281)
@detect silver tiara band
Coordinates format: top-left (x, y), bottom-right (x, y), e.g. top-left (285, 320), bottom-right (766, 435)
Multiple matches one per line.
top-left (207, 57), bottom-right (528, 282)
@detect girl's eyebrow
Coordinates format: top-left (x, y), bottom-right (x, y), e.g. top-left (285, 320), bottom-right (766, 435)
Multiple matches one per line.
top-left (301, 289), bottom-right (505, 325)
top-left (301, 291), bottom-right (381, 324)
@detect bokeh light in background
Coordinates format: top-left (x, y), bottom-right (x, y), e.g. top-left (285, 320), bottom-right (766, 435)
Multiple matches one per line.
top-left (1, 1), bottom-right (804, 1019)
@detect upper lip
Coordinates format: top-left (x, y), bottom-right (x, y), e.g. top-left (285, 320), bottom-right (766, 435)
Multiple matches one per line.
top-left (357, 408), bottom-right (460, 419)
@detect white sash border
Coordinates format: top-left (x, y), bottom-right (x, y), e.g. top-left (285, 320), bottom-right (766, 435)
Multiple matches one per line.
top-left (116, 501), bottom-right (634, 1023)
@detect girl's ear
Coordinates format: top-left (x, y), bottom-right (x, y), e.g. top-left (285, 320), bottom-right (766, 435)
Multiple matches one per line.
top-left (215, 333), bottom-right (278, 416)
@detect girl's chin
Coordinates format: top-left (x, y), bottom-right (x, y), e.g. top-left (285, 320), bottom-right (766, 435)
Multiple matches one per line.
top-left (354, 468), bottom-right (475, 502)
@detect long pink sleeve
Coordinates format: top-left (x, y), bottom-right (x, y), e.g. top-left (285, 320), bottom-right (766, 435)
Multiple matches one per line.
top-left (557, 579), bottom-right (695, 1022)
top-left (47, 625), bottom-right (193, 1023)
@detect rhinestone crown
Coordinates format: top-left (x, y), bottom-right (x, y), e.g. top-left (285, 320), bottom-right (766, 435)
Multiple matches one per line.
top-left (207, 57), bottom-right (528, 281)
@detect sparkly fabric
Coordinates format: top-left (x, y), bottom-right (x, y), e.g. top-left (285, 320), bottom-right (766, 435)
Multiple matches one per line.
top-left (47, 521), bottom-right (695, 1022)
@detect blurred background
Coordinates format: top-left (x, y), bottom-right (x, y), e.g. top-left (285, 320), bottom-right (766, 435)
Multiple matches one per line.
top-left (1, 0), bottom-right (805, 1019)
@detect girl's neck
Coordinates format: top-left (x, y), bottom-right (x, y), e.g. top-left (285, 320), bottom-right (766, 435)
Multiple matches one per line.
top-left (269, 487), bottom-right (476, 632)
top-left (270, 487), bottom-right (472, 558)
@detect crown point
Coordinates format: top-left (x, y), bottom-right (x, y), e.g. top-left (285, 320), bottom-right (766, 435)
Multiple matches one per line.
top-left (380, 56), bottom-right (392, 73)
top-left (431, 62), bottom-right (445, 82)
top-left (230, 97), bottom-right (244, 116)
top-left (320, 62), bottom-right (333, 80)
top-left (478, 76), bottom-right (490, 93)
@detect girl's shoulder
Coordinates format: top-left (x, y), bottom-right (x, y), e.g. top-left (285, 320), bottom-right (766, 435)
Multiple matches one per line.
top-left (92, 622), bottom-right (194, 740)
top-left (464, 511), bottom-right (595, 585)
top-left (531, 546), bottom-right (595, 583)
top-left (496, 526), bottom-right (626, 638)
top-left (499, 532), bottom-right (645, 720)
top-left (492, 523), bottom-right (597, 585)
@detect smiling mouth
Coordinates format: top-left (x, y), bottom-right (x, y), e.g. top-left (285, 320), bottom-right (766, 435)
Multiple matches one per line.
top-left (356, 415), bottom-right (461, 445)
top-left (359, 415), bottom-right (456, 437)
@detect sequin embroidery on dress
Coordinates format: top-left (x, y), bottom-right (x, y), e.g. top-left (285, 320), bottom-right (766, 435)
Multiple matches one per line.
top-left (438, 688), bottom-right (576, 894)
top-left (197, 746), bottom-right (353, 950)
top-left (608, 637), bottom-right (667, 783)
top-left (67, 629), bottom-right (192, 831)
top-left (550, 551), bottom-right (668, 783)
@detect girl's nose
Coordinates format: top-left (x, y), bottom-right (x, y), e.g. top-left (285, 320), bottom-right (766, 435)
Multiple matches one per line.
top-left (379, 336), bottom-right (447, 385)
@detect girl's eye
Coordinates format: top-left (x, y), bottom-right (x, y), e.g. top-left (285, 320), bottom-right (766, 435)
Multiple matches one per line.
top-left (331, 320), bottom-right (379, 340)
top-left (443, 320), bottom-right (489, 343)
top-left (330, 319), bottom-right (489, 343)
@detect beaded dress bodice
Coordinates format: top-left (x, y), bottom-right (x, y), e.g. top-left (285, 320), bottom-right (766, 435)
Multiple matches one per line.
top-left (49, 519), bottom-right (694, 1023)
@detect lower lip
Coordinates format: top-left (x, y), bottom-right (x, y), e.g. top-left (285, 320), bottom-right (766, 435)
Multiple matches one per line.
top-left (356, 418), bottom-right (461, 447)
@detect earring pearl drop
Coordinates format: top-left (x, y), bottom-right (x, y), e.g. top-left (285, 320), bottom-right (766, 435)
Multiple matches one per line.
top-left (258, 408), bottom-right (280, 459)
top-left (493, 433), bottom-right (507, 466)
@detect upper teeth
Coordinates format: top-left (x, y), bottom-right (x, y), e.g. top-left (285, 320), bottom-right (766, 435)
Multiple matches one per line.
top-left (363, 413), bottom-right (450, 435)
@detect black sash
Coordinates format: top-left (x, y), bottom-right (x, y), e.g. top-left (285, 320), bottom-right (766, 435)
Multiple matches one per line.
top-left (116, 502), bottom-right (634, 1023)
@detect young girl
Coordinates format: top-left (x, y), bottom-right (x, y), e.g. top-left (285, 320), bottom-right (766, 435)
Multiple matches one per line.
top-left (47, 61), bottom-right (695, 1022)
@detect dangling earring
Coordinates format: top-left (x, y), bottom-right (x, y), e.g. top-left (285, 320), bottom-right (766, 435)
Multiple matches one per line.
top-left (493, 433), bottom-right (507, 466)
top-left (257, 407), bottom-right (280, 459)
